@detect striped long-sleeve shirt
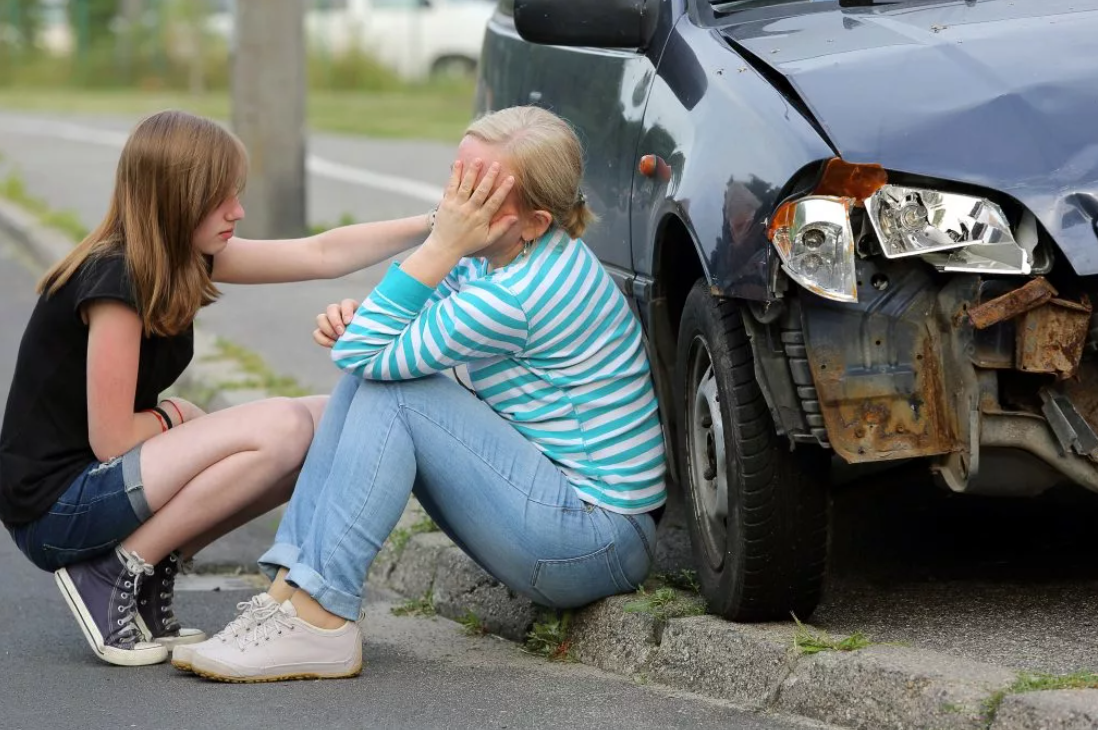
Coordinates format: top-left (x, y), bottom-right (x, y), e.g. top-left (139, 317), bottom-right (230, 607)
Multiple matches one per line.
top-left (331, 227), bottom-right (667, 514)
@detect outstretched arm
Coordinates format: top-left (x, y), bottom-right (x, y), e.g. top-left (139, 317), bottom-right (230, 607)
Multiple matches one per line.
top-left (210, 214), bottom-right (432, 284)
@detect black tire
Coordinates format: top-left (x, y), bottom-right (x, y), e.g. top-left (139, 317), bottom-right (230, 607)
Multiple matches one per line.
top-left (430, 55), bottom-right (477, 80)
top-left (675, 280), bottom-right (829, 622)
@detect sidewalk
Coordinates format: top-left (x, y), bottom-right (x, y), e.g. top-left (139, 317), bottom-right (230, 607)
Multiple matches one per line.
top-left (3, 190), bottom-right (1098, 730)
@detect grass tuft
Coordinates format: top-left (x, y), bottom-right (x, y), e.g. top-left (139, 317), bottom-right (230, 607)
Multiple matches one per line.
top-left (791, 615), bottom-right (873, 655)
top-left (391, 591), bottom-right (436, 618)
top-left (524, 611), bottom-right (573, 661)
top-left (623, 586), bottom-right (706, 621)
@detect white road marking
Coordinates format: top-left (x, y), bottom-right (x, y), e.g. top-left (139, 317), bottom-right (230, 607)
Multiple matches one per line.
top-left (0, 116), bottom-right (443, 204)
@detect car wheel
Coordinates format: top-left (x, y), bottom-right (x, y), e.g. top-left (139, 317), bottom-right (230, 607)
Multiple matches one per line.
top-left (430, 56), bottom-right (477, 80)
top-left (676, 280), bottom-right (829, 621)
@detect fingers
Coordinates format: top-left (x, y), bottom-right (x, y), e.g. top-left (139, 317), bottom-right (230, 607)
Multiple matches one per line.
top-left (469, 162), bottom-right (501, 205)
top-left (481, 174), bottom-right (515, 217)
top-left (317, 305), bottom-right (342, 340)
top-left (313, 328), bottom-right (335, 349)
top-left (340, 299), bottom-right (358, 325)
top-left (457, 159), bottom-right (482, 199)
top-left (444, 159), bottom-right (463, 198)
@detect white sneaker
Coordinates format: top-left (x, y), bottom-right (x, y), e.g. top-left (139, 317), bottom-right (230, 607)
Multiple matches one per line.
top-left (171, 592), bottom-right (278, 672)
top-left (189, 600), bottom-right (362, 683)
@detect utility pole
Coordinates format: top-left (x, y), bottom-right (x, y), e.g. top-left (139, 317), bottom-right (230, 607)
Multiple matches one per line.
top-left (231, 0), bottom-right (307, 239)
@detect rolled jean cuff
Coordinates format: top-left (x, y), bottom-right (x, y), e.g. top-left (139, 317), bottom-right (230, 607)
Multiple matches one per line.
top-left (121, 444), bottom-right (153, 523)
top-left (257, 542), bottom-right (301, 582)
top-left (285, 562), bottom-right (362, 621)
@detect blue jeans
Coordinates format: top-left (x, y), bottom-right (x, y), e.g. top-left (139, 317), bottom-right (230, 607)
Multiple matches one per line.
top-left (259, 374), bottom-right (657, 620)
top-left (9, 446), bottom-right (151, 572)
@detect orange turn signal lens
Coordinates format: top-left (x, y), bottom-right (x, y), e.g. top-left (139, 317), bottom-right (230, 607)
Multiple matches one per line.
top-left (813, 158), bottom-right (888, 200)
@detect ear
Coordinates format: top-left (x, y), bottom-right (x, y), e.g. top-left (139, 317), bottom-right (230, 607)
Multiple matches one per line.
top-left (522, 210), bottom-right (553, 241)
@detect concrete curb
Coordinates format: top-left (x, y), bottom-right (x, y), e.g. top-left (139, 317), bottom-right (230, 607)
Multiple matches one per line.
top-left (2, 195), bottom-right (1092, 730)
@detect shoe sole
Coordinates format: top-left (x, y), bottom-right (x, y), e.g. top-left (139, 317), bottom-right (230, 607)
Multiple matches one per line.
top-left (54, 569), bottom-right (168, 667)
top-left (171, 659), bottom-right (194, 673)
top-left (191, 663), bottom-right (363, 684)
top-left (135, 614), bottom-right (208, 648)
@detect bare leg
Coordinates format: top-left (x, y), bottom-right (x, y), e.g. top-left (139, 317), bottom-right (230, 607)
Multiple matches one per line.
top-left (120, 397), bottom-right (314, 565)
top-left (178, 470), bottom-right (298, 559)
top-left (268, 568), bottom-right (295, 603)
top-left (297, 395), bottom-right (328, 433)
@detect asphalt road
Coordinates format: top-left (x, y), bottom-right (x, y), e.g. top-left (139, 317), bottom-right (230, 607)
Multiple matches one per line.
top-left (0, 235), bottom-right (818, 730)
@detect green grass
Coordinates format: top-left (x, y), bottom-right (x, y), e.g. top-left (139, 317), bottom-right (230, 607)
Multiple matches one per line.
top-left (387, 514), bottom-right (441, 556)
top-left (0, 167), bottom-right (89, 241)
top-left (654, 569), bottom-right (701, 595)
top-left (524, 611), bottom-right (574, 661)
top-left (791, 615), bottom-right (873, 656)
top-left (982, 672), bottom-right (1098, 726)
top-left (207, 337), bottom-right (311, 398)
top-left (391, 591), bottom-right (436, 618)
top-left (623, 586), bottom-right (706, 622)
top-left (0, 85), bottom-right (476, 142)
top-left (459, 610), bottom-right (488, 637)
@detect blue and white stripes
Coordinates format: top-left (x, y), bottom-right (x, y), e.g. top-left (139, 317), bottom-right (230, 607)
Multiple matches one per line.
top-left (332, 228), bottom-right (666, 514)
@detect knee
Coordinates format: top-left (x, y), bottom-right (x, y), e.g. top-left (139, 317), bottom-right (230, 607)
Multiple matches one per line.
top-left (257, 397), bottom-right (315, 467)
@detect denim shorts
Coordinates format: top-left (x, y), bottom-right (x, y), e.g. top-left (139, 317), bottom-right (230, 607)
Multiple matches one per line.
top-left (9, 445), bottom-right (151, 572)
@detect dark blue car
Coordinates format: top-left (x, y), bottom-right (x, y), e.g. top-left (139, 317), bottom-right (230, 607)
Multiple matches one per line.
top-left (475, 0), bottom-right (1098, 621)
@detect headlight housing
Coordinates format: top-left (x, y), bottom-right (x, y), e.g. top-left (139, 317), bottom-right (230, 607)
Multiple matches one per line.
top-left (865, 185), bottom-right (1031, 274)
top-left (769, 196), bottom-right (858, 303)
top-left (767, 163), bottom-right (1039, 303)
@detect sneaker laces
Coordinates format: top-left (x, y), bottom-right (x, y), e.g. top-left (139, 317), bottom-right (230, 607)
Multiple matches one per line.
top-left (213, 594), bottom-right (276, 643)
top-left (235, 603), bottom-right (296, 650)
top-left (113, 547), bottom-right (154, 649)
top-left (157, 554), bottom-right (181, 632)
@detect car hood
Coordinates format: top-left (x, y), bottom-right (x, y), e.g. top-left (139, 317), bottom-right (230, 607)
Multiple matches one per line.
top-left (719, 0), bottom-right (1098, 274)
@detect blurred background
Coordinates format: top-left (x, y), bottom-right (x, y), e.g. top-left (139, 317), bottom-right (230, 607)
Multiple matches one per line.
top-left (0, 0), bottom-right (490, 140)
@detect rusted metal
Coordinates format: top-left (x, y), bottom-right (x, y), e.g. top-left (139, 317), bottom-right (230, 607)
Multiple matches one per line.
top-left (1056, 360), bottom-right (1098, 434)
top-left (1016, 296), bottom-right (1092, 378)
top-left (806, 334), bottom-right (957, 463)
top-left (967, 276), bottom-right (1058, 330)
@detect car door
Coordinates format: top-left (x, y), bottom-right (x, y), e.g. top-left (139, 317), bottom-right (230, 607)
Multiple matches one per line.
top-left (518, 1), bottom-right (678, 273)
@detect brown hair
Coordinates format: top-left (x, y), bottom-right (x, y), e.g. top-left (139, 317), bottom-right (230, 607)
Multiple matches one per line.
top-left (38, 110), bottom-right (247, 336)
top-left (464, 106), bottom-right (597, 239)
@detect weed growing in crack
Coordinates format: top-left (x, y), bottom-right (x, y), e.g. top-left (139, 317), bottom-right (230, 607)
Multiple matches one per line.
top-left (982, 671), bottom-right (1098, 726)
top-left (388, 515), bottom-right (440, 556)
top-left (656, 569), bottom-right (701, 594)
top-left (791, 615), bottom-right (872, 655)
top-left (623, 586), bottom-right (705, 621)
top-left (459, 610), bottom-right (488, 637)
top-left (391, 591), bottom-right (436, 618)
top-left (206, 338), bottom-right (310, 398)
top-left (524, 611), bottom-right (573, 661)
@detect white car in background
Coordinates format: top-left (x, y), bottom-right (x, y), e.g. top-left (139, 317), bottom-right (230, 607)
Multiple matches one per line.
top-left (211, 0), bottom-right (494, 81)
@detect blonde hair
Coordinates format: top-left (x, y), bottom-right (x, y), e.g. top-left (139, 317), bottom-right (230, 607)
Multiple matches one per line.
top-left (465, 106), bottom-right (596, 239)
top-left (39, 110), bottom-right (247, 337)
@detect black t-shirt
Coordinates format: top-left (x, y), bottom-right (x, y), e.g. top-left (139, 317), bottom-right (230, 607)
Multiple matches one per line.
top-left (0, 253), bottom-right (194, 528)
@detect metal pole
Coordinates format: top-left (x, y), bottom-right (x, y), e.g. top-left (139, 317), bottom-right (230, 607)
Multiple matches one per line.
top-left (231, 0), bottom-right (307, 239)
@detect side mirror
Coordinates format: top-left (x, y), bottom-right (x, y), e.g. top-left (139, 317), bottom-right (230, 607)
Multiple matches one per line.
top-left (514, 0), bottom-right (660, 50)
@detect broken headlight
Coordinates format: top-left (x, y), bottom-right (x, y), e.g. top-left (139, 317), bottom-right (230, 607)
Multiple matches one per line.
top-left (768, 196), bottom-right (858, 303)
top-left (866, 185), bottom-right (1031, 274)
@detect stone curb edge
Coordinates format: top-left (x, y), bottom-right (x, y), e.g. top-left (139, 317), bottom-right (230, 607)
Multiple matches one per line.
top-left (3, 195), bottom-right (1096, 730)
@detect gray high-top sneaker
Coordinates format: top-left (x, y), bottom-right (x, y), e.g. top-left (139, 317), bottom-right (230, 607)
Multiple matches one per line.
top-left (135, 551), bottom-right (206, 648)
top-left (54, 547), bottom-right (169, 666)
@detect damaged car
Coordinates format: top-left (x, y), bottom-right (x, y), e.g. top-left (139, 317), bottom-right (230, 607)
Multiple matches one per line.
top-left (475, 0), bottom-right (1098, 620)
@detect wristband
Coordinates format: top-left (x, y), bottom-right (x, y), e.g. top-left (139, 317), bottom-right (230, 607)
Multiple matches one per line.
top-left (162, 399), bottom-right (185, 425)
top-left (151, 405), bottom-right (174, 430)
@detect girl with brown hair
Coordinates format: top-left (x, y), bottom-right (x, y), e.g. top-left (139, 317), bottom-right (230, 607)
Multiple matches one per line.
top-left (0, 109), bottom-right (439, 667)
